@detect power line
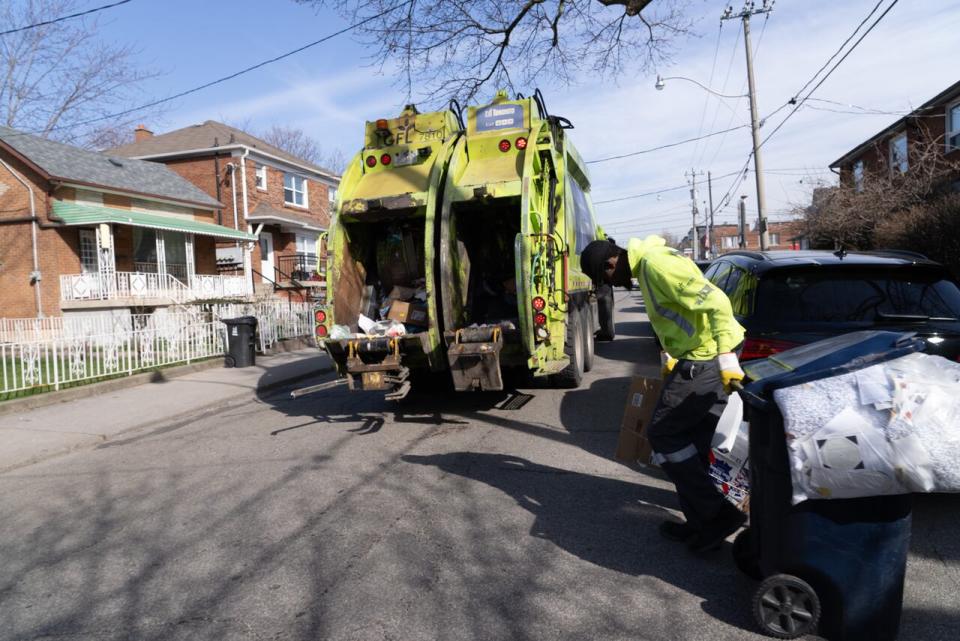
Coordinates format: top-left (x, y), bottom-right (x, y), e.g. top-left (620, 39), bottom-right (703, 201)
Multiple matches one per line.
top-left (11, 0), bottom-right (412, 136)
top-left (759, 0), bottom-right (900, 149)
top-left (0, 0), bottom-right (133, 37)
top-left (586, 125), bottom-right (750, 165)
top-left (789, 0), bottom-right (886, 101)
top-left (592, 169), bottom-right (745, 205)
top-left (688, 21), bottom-right (725, 167)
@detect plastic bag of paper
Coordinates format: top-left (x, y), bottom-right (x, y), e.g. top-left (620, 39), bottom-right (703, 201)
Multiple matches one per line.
top-left (773, 352), bottom-right (960, 503)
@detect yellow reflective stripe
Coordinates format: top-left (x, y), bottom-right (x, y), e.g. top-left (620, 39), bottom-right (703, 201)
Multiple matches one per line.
top-left (642, 261), bottom-right (695, 337)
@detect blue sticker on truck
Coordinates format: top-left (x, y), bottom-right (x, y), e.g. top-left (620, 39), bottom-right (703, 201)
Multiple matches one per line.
top-left (476, 104), bottom-right (524, 132)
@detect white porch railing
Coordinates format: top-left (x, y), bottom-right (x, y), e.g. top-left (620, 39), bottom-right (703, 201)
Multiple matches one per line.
top-left (206, 302), bottom-right (313, 352)
top-left (0, 322), bottom-right (225, 396)
top-left (60, 271), bottom-right (251, 304)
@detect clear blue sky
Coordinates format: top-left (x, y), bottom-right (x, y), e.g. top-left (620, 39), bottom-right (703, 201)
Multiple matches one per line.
top-left (86, 0), bottom-right (960, 237)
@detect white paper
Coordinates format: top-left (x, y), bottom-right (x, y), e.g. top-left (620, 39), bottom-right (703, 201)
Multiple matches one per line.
top-left (357, 314), bottom-right (375, 333)
top-left (712, 392), bottom-right (743, 454)
top-left (855, 367), bottom-right (893, 407)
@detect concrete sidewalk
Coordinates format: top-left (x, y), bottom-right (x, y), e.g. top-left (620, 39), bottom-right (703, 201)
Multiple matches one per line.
top-left (0, 349), bottom-right (333, 474)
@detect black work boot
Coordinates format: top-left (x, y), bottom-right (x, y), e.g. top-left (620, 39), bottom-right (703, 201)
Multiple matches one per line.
top-left (687, 502), bottom-right (747, 553)
top-left (659, 519), bottom-right (699, 542)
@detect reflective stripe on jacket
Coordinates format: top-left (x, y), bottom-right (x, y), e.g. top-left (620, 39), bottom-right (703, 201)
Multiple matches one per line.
top-left (627, 238), bottom-right (745, 361)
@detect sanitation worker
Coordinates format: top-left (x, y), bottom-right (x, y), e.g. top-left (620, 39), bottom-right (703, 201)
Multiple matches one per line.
top-left (580, 236), bottom-right (747, 552)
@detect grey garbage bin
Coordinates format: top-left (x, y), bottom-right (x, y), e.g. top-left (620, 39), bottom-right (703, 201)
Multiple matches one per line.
top-left (222, 316), bottom-right (257, 367)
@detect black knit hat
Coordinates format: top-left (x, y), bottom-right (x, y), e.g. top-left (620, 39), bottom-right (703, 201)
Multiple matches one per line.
top-left (580, 239), bottom-right (621, 286)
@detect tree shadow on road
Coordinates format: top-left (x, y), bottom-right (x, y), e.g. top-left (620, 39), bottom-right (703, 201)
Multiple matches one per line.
top-left (402, 451), bottom-right (761, 635)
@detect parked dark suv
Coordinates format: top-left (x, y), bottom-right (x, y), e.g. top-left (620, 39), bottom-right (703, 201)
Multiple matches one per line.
top-left (705, 250), bottom-right (960, 361)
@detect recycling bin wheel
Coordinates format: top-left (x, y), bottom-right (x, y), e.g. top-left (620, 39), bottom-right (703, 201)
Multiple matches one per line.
top-left (732, 528), bottom-right (762, 580)
top-left (753, 574), bottom-right (821, 639)
top-left (224, 354), bottom-right (236, 368)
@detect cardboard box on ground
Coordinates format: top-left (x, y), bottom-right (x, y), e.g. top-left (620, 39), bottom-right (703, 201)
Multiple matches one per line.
top-left (615, 375), bottom-right (750, 512)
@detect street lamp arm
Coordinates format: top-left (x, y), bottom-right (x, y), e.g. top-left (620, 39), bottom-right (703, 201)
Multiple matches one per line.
top-left (655, 74), bottom-right (748, 99)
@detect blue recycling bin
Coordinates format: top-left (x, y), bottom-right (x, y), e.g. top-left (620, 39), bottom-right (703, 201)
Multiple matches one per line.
top-left (735, 331), bottom-right (923, 641)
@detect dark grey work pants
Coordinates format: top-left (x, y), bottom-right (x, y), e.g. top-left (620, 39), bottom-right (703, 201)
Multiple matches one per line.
top-left (647, 358), bottom-right (729, 528)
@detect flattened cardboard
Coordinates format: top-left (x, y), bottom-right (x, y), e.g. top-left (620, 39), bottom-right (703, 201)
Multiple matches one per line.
top-left (387, 285), bottom-right (416, 301)
top-left (615, 376), bottom-right (661, 465)
top-left (387, 300), bottom-right (428, 326)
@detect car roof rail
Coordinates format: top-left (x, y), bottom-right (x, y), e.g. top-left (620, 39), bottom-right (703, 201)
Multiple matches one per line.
top-left (862, 249), bottom-right (930, 261)
top-left (722, 250), bottom-right (767, 260)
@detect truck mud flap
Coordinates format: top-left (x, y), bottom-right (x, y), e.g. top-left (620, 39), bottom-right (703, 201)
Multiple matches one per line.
top-left (344, 337), bottom-right (411, 398)
top-left (447, 327), bottom-right (504, 392)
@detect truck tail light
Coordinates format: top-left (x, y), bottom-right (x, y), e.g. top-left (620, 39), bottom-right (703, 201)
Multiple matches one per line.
top-left (316, 324), bottom-right (328, 338)
top-left (365, 156), bottom-right (377, 168)
top-left (534, 312), bottom-right (547, 326)
top-left (532, 296), bottom-right (546, 311)
top-left (380, 153), bottom-right (392, 166)
top-left (315, 310), bottom-right (326, 323)
top-left (498, 139), bottom-right (511, 152)
top-left (515, 137), bottom-right (527, 150)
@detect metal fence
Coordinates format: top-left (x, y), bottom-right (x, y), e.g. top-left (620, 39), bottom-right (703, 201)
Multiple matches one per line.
top-left (0, 321), bottom-right (224, 396)
top-left (0, 302), bottom-right (315, 398)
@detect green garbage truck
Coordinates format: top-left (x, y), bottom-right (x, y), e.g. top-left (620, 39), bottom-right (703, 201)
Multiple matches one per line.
top-left (310, 91), bottom-right (611, 399)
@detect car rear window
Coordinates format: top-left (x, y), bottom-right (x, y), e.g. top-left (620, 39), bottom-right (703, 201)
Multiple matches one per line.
top-left (755, 267), bottom-right (960, 323)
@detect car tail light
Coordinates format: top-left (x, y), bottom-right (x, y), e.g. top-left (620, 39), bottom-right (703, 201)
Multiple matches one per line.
top-left (532, 296), bottom-right (546, 311)
top-left (315, 324), bottom-right (328, 338)
top-left (498, 139), bottom-right (512, 152)
top-left (534, 312), bottom-right (547, 326)
top-left (740, 337), bottom-right (801, 361)
top-left (365, 156), bottom-right (377, 168)
top-left (515, 137), bottom-right (528, 150)
top-left (315, 310), bottom-right (326, 323)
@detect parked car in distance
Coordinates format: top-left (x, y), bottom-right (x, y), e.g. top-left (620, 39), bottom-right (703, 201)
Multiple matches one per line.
top-left (705, 250), bottom-right (960, 361)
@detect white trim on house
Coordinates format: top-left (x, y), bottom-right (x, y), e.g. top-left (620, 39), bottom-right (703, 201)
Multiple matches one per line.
top-left (125, 144), bottom-right (339, 183)
top-left (54, 182), bottom-right (219, 213)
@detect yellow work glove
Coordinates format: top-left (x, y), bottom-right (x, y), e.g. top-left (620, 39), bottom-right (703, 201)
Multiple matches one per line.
top-left (718, 352), bottom-right (745, 394)
top-left (660, 352), bottom-right (678, 380)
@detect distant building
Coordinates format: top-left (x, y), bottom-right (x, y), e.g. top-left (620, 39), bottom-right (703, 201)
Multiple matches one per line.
top-left (680, 220), bottom-right (806, 258)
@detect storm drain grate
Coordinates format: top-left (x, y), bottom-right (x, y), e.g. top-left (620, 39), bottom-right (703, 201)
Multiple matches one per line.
top-left (496, 392), bottom-right (535, 411)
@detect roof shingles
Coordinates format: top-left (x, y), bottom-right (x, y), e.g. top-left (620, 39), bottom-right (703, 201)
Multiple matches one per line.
top-left (0, 126), bottom-right (221, 208)
top-left (109, 120), bottom-right (338, 178)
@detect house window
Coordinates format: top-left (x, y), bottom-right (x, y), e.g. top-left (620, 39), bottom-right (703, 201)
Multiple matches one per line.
top-left (255, 164), bottom-right (267, 190)
top-left (889, 132), bottom-right (908, 173)
top-left (768, 233), bottom-right (781, 246)
top-left (947, 102), bottom-right (960, 153)
top-left (79, 229), bottom-right (99, 273)
top-left (328, 186), bottom-right (337, 207)
top-left (853, 159), bottom-right (865, 192)
top-left (284, 173), bottom-right (308, 207)
top-left (721, 236), bottom-right (738, 249)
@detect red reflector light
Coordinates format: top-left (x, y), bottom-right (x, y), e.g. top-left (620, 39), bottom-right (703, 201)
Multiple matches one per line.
top-left (515, 137), bottom-right (528, 150)
top-left (365, 156), bottom-right (377, 168)
top-left (498, 139), bottom-right (511, 152)
top-left (316, 324), bottom-right (328, 338)
top-left (740, 337), bottom-right (801, 361)
top-left (315, 310), bottom-right (326, 323)
top-left (534, 312), bottom-right (547, 326)
top-left (532, 296), bottom-right (546, 311)
top-left (380, 153), bottom-right (392, 166)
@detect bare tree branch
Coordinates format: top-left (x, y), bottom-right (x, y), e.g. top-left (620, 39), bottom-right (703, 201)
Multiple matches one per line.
top-left (298, 0), bottom-right (692, 106)
top-left (0, 0), bottom-right (164, 148)
top-left (260, 124), bottom-right (346, 174)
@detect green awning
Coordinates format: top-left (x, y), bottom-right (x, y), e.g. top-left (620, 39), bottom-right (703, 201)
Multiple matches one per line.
top-left (53, 201), bottom-right (257, 241)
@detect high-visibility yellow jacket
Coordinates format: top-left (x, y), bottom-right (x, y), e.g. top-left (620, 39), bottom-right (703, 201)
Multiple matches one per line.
top-left (627, 237), bottom-right (745, 361)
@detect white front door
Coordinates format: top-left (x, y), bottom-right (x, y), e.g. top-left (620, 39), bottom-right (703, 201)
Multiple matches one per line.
top-left (260, 233), bottom-right (274, 283)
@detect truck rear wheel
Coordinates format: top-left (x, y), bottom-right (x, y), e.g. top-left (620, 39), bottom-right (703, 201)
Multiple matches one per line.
top-left (580, 304), bottom-right (594, 372)
top-left (596, 284), bottom-right (615, 341)
top-left (551, 308), bottom-right (584, 388)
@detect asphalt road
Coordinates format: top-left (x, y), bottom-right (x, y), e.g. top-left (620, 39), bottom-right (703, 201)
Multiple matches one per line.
top-left (1, 291), bottom-right (958, 641)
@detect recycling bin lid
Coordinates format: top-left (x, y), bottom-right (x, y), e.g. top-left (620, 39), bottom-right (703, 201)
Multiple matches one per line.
top-left (221, 315), bottom-right (258, 326)
top-left (743, 330), bottom-right (924, 395)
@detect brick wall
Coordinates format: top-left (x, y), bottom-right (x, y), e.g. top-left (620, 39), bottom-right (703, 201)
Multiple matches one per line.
top-left (244, 156), bottom-right (331, 229)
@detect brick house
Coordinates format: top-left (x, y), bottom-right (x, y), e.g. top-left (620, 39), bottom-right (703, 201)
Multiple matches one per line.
top-left (830, 79), bottom-right (960, 188)
top-left (680, 220), bottom-right (805, 256)
top-left (109, 121), bottom-right (339, 302)
top-left (0, 126), bottom-right (255, 320)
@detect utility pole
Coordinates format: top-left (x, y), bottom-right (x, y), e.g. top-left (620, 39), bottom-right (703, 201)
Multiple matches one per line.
top-left (738, 196), bottom-right (748, 249)
top-left (685, 169), bottom-right (705, 260)
top-left (722, 0), bottom-right (773, 250)
top-left (707, 171), bottom-right (715, 258)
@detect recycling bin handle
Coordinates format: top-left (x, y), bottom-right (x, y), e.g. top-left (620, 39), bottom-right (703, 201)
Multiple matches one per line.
top-left (730, 379), bottom-right (771, 411)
